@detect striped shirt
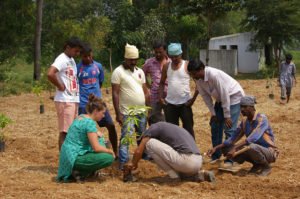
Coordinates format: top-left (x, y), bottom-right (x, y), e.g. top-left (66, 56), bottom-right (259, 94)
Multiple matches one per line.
top-left (224, 112), bottom-right (276, 148)
top-left (143, 57), bottom-right (170, 103)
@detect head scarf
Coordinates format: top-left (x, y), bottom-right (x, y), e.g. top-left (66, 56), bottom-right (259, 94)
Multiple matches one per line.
top-left (168, 43), bottom-right (182, 56)
top-left (124, 43), bottom-right (139, 59)
top-left (240, 96), bottom-right (256, 106)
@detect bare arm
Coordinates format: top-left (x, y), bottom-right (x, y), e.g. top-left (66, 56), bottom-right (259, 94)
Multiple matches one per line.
top-left (87, 132), bottom-right (115, 156)
top-left (131, 137), bottom-right (150, 170)
top-left (143, 83), bottom-right (150, 107)
top-left (112, 83), bottom-right (123, 125)
top-left (47, 66), bottom-right (65, 91)
top-left (159, 63), bottom-right (168, 104)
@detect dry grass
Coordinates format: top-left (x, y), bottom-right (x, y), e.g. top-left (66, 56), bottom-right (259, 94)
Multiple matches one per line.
top-left (0, 78), bottom-right (300, 199)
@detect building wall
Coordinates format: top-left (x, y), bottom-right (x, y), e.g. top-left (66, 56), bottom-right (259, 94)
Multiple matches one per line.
top-left (199, 49), bottom-right (237, 75)
top-left (209, 32), bottom-right (261, 73)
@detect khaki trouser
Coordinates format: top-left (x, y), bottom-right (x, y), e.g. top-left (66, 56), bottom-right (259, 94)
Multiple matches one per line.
top-left (145, 138), bottom-right (202, 178)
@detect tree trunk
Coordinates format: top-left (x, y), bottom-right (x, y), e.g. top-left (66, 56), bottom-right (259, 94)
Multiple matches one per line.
top-left (33, 0), bottom-right (43, 80)
top-left (264, 44), bottom-right (273, 66)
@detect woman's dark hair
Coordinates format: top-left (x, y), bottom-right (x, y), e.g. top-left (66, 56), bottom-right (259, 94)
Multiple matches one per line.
top-left (152, 40), bottom-right (167, 50)
top-left (187, 59), bottom-right (205, 72)
top-left (86, 94), bottom-right (106, 114)
top-left (80, 43), bottom-right (92, 55)
top-left (63, 37), bottom-right (83, 50)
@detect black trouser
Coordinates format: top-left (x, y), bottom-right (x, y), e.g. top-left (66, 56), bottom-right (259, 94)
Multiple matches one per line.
top-left (165, 103), bottom-right (194, 138)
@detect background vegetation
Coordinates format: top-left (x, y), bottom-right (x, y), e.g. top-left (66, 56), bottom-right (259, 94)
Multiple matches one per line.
top-left (0, 0), bottom-right (299, 96)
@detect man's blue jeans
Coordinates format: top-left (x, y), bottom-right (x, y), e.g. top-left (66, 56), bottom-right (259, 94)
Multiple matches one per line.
top-left (119, 114), bottom-right (147, 166)
top-left (210, 102), bottom-right (240, 160)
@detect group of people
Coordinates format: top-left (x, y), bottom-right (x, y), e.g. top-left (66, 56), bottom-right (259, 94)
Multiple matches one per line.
top-left (49, 37), bottom-right (289, 183)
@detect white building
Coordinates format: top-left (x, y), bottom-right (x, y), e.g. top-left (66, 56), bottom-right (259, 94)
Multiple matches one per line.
top-left (201, 32), bottom-right (264, 74)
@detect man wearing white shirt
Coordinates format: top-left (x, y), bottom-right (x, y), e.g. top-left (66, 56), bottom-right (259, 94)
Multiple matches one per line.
top-left (111, 44), bottom-right (150, 170)
top-left (187, 59), bottom-right (244, 166)
top-left (48, 37), bottom-right (82, 151)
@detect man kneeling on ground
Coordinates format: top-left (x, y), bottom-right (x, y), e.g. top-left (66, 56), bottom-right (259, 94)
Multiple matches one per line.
top-left (128, 122), bottom-right (215, 182)
top-left (207, 96), bottom-right (279, 176)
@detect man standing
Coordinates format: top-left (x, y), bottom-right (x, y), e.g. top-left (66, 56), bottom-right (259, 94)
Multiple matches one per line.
top-left (187, 59), bottom-right (244, 167)
top-left (143, 41), bottom-right (170, 125)
top-left (47, 37), bottom-right (82, 150)
top-left (159, 43), bottom-right (198, 138)
top-left (207, 96), bottom-right (278, 176)
top-left (77, 44), bottom-right (118, 156)
top-left (129, 122), bottom-right (215, 182)
top-left (111, 43), bottom-right (150, 169)
top-left (279, 53), bottom-right (297, 103)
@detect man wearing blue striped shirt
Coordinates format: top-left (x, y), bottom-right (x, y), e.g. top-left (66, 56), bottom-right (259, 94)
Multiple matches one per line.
top-left (207, 96), bottom-right (279, 176)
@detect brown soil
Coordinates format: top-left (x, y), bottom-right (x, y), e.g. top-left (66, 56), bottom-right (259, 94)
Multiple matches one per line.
top-left (0, 78), bottom-right (300, 199)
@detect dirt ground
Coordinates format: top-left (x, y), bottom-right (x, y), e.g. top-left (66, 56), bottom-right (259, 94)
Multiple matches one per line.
top-left (0, 78), bottom-right (300, 199)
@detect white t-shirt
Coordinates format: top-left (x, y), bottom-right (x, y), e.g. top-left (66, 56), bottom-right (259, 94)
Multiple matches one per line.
top-left (111, 65), bottom-right (146, 115)
top-left (196, 66), bottom-right (244, 118)
top-left (51, 53), bottom-right (79, 102)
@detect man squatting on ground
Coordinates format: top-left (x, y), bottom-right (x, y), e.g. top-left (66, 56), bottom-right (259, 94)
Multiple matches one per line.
top-left (128, 122), bottom-right (215, 182)
top-left (207, 96), bottom-right (279, 176)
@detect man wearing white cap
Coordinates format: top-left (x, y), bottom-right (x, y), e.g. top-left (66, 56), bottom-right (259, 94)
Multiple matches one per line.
top-left (111, 43), bottom-right (150, 169)
top-left (159, 43), bottom-right (198, 138)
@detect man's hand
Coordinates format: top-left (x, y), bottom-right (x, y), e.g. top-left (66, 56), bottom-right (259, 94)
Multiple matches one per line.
top-left (132, 162), bottom-right (138, 170)
top-left (58, 83), bottom-right (66, 92)
top-left (116, 113), bottom-right (123, 126)
top-left (159, 98), bottom-right (167, 105)
top-left (207, 148), bottom-right (217, 158)
top-left (224, 118), bottom-right (232, 129)
top-left (209, 115), bottom-right (218, 126)
top-left (226, 148), bottom-right (236, 159)
top-left (185, 98), bottom-right (195, 107)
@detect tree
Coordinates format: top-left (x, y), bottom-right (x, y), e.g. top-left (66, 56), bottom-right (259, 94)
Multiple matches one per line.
top-left (174, 15), bottom-right (205, 59)
top-left (0, 0), bottom-right (35, 62)
top-left (34, 0), bottom-right (43, 80)
top-left (242, 0), bottom-right (300, 70)
top-left (175, 0), bottom-right (241, 64)
top-left (140, 11), bottom-right (166, 58)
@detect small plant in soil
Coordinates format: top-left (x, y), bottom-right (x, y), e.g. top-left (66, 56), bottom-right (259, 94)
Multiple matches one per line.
top-left (120, 105), bottom-right (151, 146)
top-left (266, 71), bottom-right (276, 99)
top-left (0, 113), bottom-right (12, 152)
top-left (32, 83), bottom-right (44, 114)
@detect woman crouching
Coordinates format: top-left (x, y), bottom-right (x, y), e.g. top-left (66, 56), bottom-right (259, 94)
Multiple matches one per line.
top-left (57, 94), bottom-right (115, 182)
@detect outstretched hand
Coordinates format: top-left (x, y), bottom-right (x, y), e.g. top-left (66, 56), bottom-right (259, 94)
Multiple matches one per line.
top-left (207, 148), bottom-right (216, 158)
top-left (226, 148), bottom-right (236, 159)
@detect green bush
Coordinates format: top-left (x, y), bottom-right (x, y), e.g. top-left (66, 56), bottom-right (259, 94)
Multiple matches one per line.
top-left (0, 113), bottom-right (12, 142)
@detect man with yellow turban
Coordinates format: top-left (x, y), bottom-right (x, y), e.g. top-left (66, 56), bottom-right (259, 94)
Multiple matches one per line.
top-left (111, 43), bottom-right (150, 170)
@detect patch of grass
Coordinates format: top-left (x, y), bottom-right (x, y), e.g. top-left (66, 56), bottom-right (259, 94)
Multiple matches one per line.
top-left (0, 57), bottom-right (115, 96)
top-left (0, 58), bottom-right (33, 96)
